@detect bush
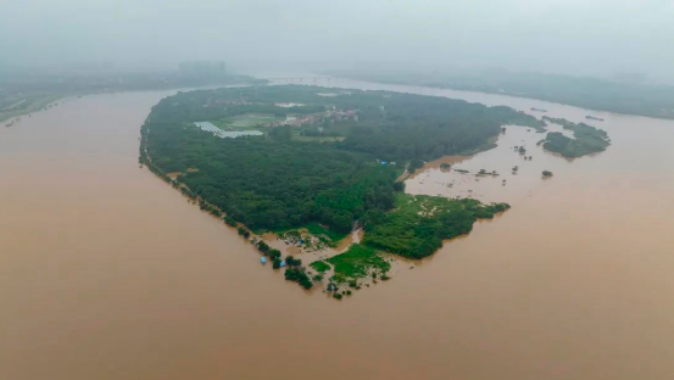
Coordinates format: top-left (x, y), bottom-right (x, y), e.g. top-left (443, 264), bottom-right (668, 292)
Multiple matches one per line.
top-left (257, 241), bottom-right (270, 254)
top-left (224, 216), bottom-right (237, 227)
top-left (269, 249), bottom-right (282, 260)
top-left (285, 255), bottom-right (302, 267)
top-left (237, 227), bottom-right (250, 238)
top-left (284, 267), bottom-right (313, 289)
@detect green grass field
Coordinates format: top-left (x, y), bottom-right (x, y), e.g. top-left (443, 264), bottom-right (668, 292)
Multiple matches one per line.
top-left (327, 244), bottom-right (390, 283)
top-left (309, 261), bottom-right (332, 273)
top-left (213, 113), bottom-right (284, 130)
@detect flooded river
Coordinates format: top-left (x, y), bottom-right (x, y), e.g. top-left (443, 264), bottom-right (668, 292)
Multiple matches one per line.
top-left (3, 81), bottom-right (674, 380)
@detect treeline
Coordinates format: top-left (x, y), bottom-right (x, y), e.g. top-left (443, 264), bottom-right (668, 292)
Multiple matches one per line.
top-left (334, 70), bottom-right (674, 120)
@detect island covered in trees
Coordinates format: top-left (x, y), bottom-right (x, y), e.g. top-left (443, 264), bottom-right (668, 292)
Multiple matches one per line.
top-left (541, 116), bottom-right (610, 158)
top-left (139, 85), bottom-right (543, 297)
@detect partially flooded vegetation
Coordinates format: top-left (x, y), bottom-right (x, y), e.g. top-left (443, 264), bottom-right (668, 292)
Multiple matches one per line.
top-left (542, 116), bottom-right (610, 158)
top-left (139, 85), bottom-right (542, 296)
top-left (326, 244), bottom-right (391, 284)
top-left (362, 194), bottom-right (509, 259)
top-left (138, 82), bottom-right (616, 298)
top-left (141, 83), bottom-right (616, 297)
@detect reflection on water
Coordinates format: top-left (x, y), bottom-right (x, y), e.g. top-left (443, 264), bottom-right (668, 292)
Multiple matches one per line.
top-left (3, 82), bottom-right (674, 380)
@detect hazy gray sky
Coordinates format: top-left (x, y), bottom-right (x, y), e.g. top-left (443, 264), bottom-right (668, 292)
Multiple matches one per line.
top-left (2, 0), bottom-right (673, 80)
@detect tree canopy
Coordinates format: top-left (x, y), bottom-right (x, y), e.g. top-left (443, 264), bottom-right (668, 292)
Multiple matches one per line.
top-left (141, 85), bottom-right (522, 254)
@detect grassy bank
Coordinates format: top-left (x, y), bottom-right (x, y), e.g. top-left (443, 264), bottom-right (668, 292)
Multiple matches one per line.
top-left (326, 244), bottom-right (390, 283)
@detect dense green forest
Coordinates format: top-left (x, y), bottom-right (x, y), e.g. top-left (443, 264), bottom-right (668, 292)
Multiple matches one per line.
top-left (542, 117), bottom-right (610, 158)
top-left (141, 85), bottom-right (521, 274)
top-left (363, 194), bottom-right (509, 259)
top-left (144, 122), bottom-right (397, 233)
top-left (334, 69), bottom-right (674, 120)
top-left (334, 94), bottom-right (544, 161)
top-left (144, 85), bottom-right (543, 161)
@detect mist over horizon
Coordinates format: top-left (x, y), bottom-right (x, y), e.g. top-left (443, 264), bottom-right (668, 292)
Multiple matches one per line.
top-left (2, 0), bottom-right (674, 83)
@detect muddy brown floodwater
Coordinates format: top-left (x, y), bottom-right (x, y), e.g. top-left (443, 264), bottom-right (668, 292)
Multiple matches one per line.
top-left (3, 82), bottom-right (674, 380)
